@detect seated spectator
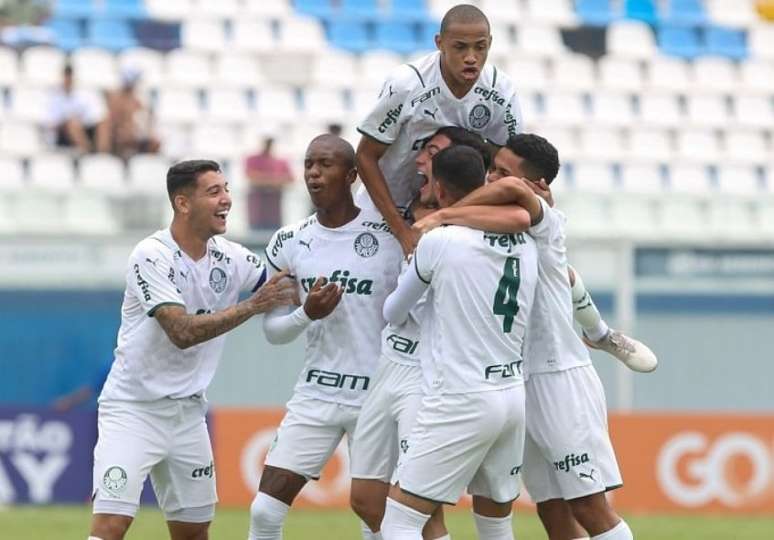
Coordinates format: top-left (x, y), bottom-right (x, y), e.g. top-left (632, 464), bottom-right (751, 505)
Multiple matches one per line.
top-left (106, 67), bottom-right (161, 159)
top-left (244, 137), bottom-right (294, 230)
top-left (48, 64), bottom-right (110, 153)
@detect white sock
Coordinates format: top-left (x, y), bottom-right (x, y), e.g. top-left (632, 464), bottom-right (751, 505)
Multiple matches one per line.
top-left (361, 522), bottom-right (383, 540)
top-left (473, 512), bottom-right (513, 540)
top-left (570, 267), bottom-right (609, 341)
top-left (591, 520), bottom-right (633, 540)
top-left (88, 537), bottom-right (105, 540)
top-left (248, 492), bottom-right (290, 540)
top-left (431, 535), bottom-right (451, 540)
top-left (381, 498), bottom-right (429, 540)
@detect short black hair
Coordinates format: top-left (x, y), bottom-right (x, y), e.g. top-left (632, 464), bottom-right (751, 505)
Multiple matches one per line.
top-left (440, 4), bottom-right (490, 35)
top-left (308, 133), bottom-right (356, 170)
top-left (503, 134), bottom-right (560, 185)
top-left (431, 126), bottom-right (492, 170)
top-left (432, 145), bottom-right (485, 200)
top-left (166, 159), bottom-right (221, 201)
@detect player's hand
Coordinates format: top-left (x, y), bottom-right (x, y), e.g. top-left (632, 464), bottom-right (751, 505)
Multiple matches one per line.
top-left (303, 277), bottom-right (343, 320)
top-left (527, 178), bottom-right (554, 207)
top-left (249, 270), bottom-right (299, 313)
top-left (412, 210), bottom-right (444, 237)
top-left (397, 223), bottom-right (421, 258)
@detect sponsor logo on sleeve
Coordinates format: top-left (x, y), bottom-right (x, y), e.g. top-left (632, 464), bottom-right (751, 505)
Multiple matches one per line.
top-left (133, 264), bottom-right (151, 301)
top-left (378, 104), bottom-right (403, 134)
top-left (270, 230), bottom-right (294, 258)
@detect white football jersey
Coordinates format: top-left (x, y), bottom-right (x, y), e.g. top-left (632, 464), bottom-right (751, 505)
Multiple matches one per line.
top-left (414, 225), bottom-right (538, 394)
top-left (380, 261), bottom-right (426, 367)
top-left (357, 51), bottom-right (523, 210)
top-left (524, 199), bottom-right (592, 377)
top-left (101, 230), bottom-right (266, 402)
top-left (265, 209), bottom-right (402, 407)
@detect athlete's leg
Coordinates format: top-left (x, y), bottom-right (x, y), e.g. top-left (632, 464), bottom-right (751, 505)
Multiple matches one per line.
top-left (248, 465), bottom-right (307, 540)
top-left (351, 478), bottom-right (390, 532)
top-left (568, 266), bottom-right (608, 341)
top-left (567, 492), bottom-right (631, 538)
top-left (166, 520), bottom-right (210, 540)
top-left (422, 507), bottom-right (448, 540)
top-left (382, 484), bottom-right (437, 540)
top-left (471, 496), bottom-right (514, 540)
top-left (89, 514), bottom-right (133, 540)
top-left (536, 499), bottom-right (589, 540)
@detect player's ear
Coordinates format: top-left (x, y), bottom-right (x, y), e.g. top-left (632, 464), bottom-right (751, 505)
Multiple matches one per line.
top-left (174, 193), bottom-right (190, 215)
top-left (434, 32), bottom-right (442, 51)
top-left (347, 167), bottom-right (357, 185)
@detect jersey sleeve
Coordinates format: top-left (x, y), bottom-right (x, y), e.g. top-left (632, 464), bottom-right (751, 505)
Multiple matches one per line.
top-left (128, 241), bottom-right (185, 316)
top-left (413, 227), bottom-right (448, 283)
top-left (487, 77), bottom-right (523, 144)
top-left (529, 197), bottom-right (566, 246)
top-left (356, 65), bottom-right (415, 145)
top-left (233, 243), bottom-right (268, 293)
top-left (264, 226), bottom-right (294, 277)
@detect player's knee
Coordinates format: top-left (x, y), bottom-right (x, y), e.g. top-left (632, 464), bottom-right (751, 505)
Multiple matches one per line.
top-left (568, 494), bottom-right (618, 533)
top-left (350, 491), bottom-right (383, 531)
top-left (90, 513), bottom-right (132, 540)
top-left (249, 492), bottom-right (290, 537)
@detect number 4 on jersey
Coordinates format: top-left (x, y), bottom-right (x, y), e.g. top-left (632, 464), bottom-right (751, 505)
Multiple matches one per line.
top-left (493, 257), bottom-right (520, 333)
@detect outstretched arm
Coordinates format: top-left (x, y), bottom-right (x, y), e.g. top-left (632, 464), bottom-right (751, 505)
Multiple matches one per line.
top-left (155, 271), bottom-right (297, 350)
top-left (383, 262), bottom-right (429, 326)
top-left (413, 205), bottom-right (532, 235)
top-left (357, 135), bottom-right (417, 256)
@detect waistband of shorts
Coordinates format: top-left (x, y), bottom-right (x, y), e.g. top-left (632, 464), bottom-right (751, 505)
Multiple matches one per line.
top-left (99, 394), bottom-right (206, 410)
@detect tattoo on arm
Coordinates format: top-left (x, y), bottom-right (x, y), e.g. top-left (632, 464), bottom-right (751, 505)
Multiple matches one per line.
top-left (154, 302), bottom-right (257, 350)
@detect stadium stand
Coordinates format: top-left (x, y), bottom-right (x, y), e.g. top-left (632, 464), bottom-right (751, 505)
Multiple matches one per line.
top-left (0, 0), bottom-right (771, 239)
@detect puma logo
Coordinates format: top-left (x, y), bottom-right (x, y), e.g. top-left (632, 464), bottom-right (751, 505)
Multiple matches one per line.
top-left (579, 469), bottom-right (596, 482)
top-left (299, 239), bottom-right (313, 252)
top-left (424, 107), bottom-right (438, 120)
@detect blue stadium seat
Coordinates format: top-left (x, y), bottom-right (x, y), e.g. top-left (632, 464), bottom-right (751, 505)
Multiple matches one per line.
top-left (624, 0), bottom-right (657, 25)
top-left (658, 25), bottom-right (701, 58)
top-left (660, 0), bottom-right (705, 27)
top-left (341, 0), bottom-right (381, 19)
top-left (296, 0), bottom-right (334, 18)
top-left (46, 18), bottom-right (82, 51)
top-left (375, 21), bottom-right (417, 54)
top-left (705, 26), bottom-right (748, 60)
top-left (328, 21), bottom-right (371, 53)
top-left (54, 0), bottom-right (95, 18)
top-left (390, 0), bottom-right (428, 22)
top-left (88, 18), bottom-right (137, 51)
top-left (576, 0), bottom-right (619, 26)
top-left (102, 0), bottom-right (146, 18)
top-left (418, 20), bottom-right (439, 50)
top-left (134, 20), bottom-right (180, 51)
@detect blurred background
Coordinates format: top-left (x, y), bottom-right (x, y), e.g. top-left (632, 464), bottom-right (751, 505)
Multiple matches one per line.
top-left (0, 0), bottom-right (773, 533)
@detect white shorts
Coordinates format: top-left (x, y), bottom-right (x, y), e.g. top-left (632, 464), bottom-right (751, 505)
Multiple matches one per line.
top-left (397, 386), bottom-right (526, 505)
top-left (265, 394), bottom-right (360, 480)
top-left (350, 359), bottom-right (422, 482)
top-left (92, 397), bottom-right (216, 519)
top-left (522, 365), bottom-right (623, 503)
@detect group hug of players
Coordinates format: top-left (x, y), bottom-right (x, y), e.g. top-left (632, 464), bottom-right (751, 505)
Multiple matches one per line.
top-left (86, 5), bottom-right (657, 540)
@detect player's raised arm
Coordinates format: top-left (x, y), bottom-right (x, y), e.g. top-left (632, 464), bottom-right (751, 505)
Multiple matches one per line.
top-left (155, 271), bottom-right (296, 350)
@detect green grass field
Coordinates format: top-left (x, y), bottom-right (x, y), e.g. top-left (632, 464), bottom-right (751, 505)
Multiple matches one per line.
top-left (2, 506), bottom-right (773, 539)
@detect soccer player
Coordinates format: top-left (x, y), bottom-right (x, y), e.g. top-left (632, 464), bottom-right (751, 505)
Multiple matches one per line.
top-left (356, 4), bottom-right (522, 256)
top-left (248, 135), bottom-right (402, 540)
top-left (349, 126), bottom-right (501, 540)
top-left (420, 134), bottom-right (637, 540)
top-left (380, 146), bottom-right (538, 540)
top-left (88, 160), bottom-right (297, 540)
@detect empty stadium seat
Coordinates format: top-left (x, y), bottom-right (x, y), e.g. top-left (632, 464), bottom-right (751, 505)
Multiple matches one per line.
top-left (14, 191), bottom-right (64, 233)
top-left (9, 87), bottom-right (51, 124)
top-left (0, 157), bottom-right (25, 191)
top-left (341, 0), bottom-right (381, 18)
top-left (578, 128), bottom-right (626, 160)
top-left (748, 24), bottom-right (774, 60)
top-left (716, 164), bottom-right (762, 196)
top-left (231, 20), bottom-right (275, 54)
top-left (606, 20), bottom-right (657, 59)
top-left (156, 88), bottom-right (201, 123)
top-left (733, 95), bottom-right (774, 129)
top-left (0, 47), bottom-right (18, 87)
top-left (668, 163), bottom-right (713, 193)
top-left (592, 92), bottom-right (637, 127)
top-left (191, 124), bottom-right (241, 159)
top-left (638, 93), bottom-right (684, 127)
top-left (573, 161), bottom-right (617, 192)
top-left (64, 192), bottom-right (120, 234)
top-left (675, 129), bottom-right (721, 162)
top-left (480, 0), bottom-right (522, 23)
top-left (215, 55), bottom-right (264, 89)
top-left (611, 198), bottom-right (658, 239)
top-left (128, 153), bottom-right (170, 194)
top-left (505, 58), bottom-right (550, 91)
top-left (46, 17), bottom-right (82, 52)
top-left (624, 0), bottom-right (657, 24)
top-left (71, 48), bottom-right (119, 89)
top-left (658, 26), bottom-right (701, 59)
top-left (705, 0), bottom-right (757, 28)
top-left (553, 193), bottom-right (610, 236)
top-left (646, 55), bottom-right (691, 91)
top-left (181, 20), bottom-right (227, 53)
top-left (102, 0), bottom-right (146, 18)
top-left (542, 91), bottom-right (589, 127)
top-left (537, 127), bottom-right (579, 160)
top-left (206, 88), bottom-right (251, 123)
top-left (725, 130), bottom-right (769, 164)
top-left (54, 0), bottom-right (96, 18)
top-left (739, 59), bottom-right (774, 93)
top-left (516, 26), bottom-right (567, 57)
top-left (296, 0), bottom-right (335, 18)
top-left (191, 0), bottom-right (239, 18)
top-left (255, 86), bottom-right (300, 122)
top-left (359, 50), bottom-right (403, 83)
top-left (658, 197), bottom-right (706, 238)
top-left (704, 26), bottom-right (748, 60)
top-left (245, 0), bottom-right (291, 18)
top-left (597, 57), bottom-right (644, 91)
top-left (79, 154), bottom-right (126, 194)
top-left (352, 87), bottom-right (381, 118)
top-left (312, 51), bottom-right (359, 89)
top-left (87, 18), bottom-right (137, 51)
top-left (29, 153), bottom-right (75, 192)
top-left (685, 94), bottom-right (730, 128)
top-left (551, 54), bottom-right (596, 91)
top-left (278, 16), bottom-right (327, 52)
top-left (524, 0), bottom-right (577, 25)
top-left (488, 23), bottom-right (516, 60)
top-left (628, 129), bottom-right (674, 161)
top-left (328, 21), bottom-right (370, 53)
top-left (145, 0), bottom-right (193, 20)
top-left (690, 57), bottom-right (739, 92)
top-left (21, 46), bottom-right (66, 87)
top-left (620, 163), bottom-right (666, 193)
top-left (659, 0), bottom-right (706, 26)
top-left (303, 88), bottom-right (349, 122)
top-left (576, 0), bottom-right (620, 26)
top-left (165, 50), bottom-right (212, 87)
top-left (0, 121), bottom-right (41, 156)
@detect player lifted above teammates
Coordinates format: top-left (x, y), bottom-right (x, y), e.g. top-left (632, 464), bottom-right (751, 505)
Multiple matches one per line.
top-left (88, 160), bottom-right (296, 540)
top-left (248, 135), bottom-right (402, 540)
top-left (381, 146), bottom-right (537, 540)
top-left (356, 4), bottom-right (522, 255)
top-left (420, 134), bottom-right (638, 540)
